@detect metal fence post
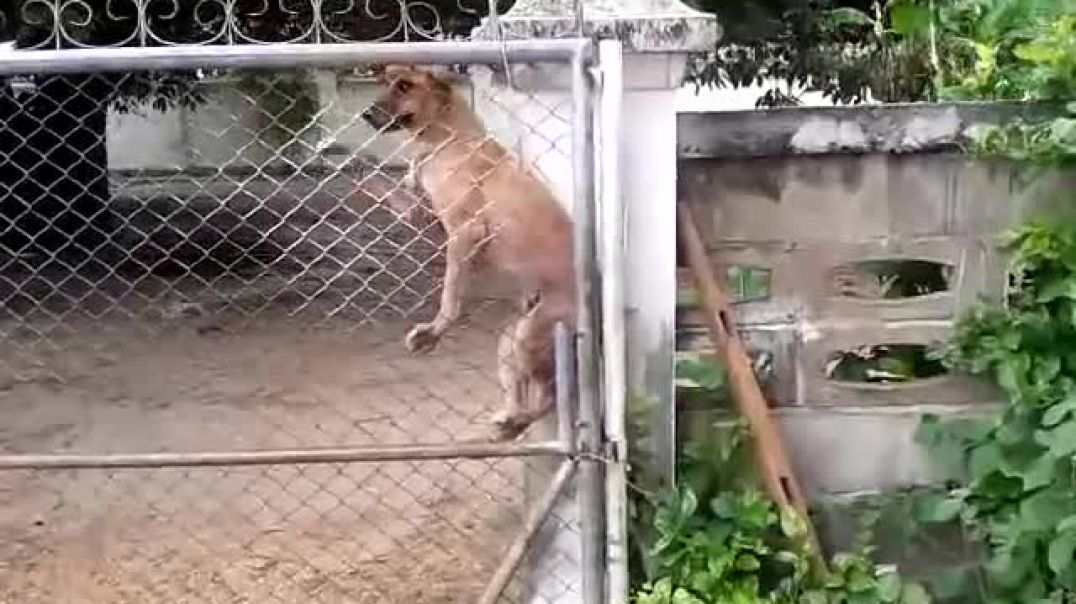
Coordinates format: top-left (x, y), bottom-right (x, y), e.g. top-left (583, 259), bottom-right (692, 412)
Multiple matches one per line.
top-left (596, 38), bottom-right (628, 604)
top-left (571, 44), bottom-right (606, 604)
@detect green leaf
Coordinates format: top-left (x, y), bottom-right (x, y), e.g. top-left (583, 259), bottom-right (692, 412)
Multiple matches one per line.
top-left (1049, 530), bottom-right (1076, 575)
top-left (877, 571), bottom-right (903, 602)
top-left (849, 593), bottom-right (879, 604)
top-left (1035, 421), bottom-right (1076, 458)
top-left (780, 507), bottom-right (807, 539)
top-left (889, 2), bottom-right (932, 36)
top-left (680, 487), bottom-right (699, 518)
top-left (847, 570), bottom-right (874, 593)
top-left (710, 492), bottom-right (735, 519)
top-left (1042, 396), bottom-right (1076, 427)
top-left (1022, 454), bottom-right (1058, 491)
top-left (1019, 489), bottom-right (1073, 532)
top-left (1014, 42), bottom-right (1062, 64)
top-left (991, 538), bottom-right (1042, 588)
top-left (800, 591), bottom-right (828, 604)
top-left (970, 441), bottom-right (1003, 479)
top-left (900, 581), bottom-right (931, 604)
top-left (925, 568), bottom-right (973, 601)
top-left (1035, 278), bottom-right (1076, 303)
top-left (676, 357), bottom-right (726, 390)
top-left (996, 354), bottom-right (1029, 395)
top-left (1058, 515), bottom-right (1076, 533)
top-left (915, 492), bottom-right (964, 523)
top-left (1034, 356), bottom-right (1062, 385)
top-left (735, 553), bottom-right (761, 571)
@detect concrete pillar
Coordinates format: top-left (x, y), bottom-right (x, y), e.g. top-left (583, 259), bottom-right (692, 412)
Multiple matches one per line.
top-left (472, 2), bottom-right (720, 601)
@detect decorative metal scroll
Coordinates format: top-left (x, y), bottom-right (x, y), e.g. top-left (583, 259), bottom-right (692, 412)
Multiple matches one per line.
top-left (0, 0), bottom-right (510, 48)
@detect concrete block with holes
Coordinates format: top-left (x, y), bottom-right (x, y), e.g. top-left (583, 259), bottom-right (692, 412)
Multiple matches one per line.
top-left (675, 102), bottom-right (1073, 496)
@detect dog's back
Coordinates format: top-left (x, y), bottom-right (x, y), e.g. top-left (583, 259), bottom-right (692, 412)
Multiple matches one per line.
top-left (420, 137), bottom-right (575, 304)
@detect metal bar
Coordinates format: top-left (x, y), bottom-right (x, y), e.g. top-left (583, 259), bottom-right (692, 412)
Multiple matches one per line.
top-left (570, 45), bottom-right (607, 604)
top-left (554, 321), bottom-right (577, 452)
top-left (477, 458), bottom-right (576, 604)
top-left (0, 440), bottom-right (570, 470)
top-left (596, 39), bottom-right (629, 604)
top-left (0, 39), bottom-right (593, 76)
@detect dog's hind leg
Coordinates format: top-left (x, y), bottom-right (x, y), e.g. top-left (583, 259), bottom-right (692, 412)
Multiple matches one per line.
top-left (491, 320), bottom-right (529, 440)
top-left (490, 302), bottom-right (562, 441)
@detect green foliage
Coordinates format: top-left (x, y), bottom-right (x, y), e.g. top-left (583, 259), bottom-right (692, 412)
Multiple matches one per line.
top-left (688, 0), bottom-right (1076, 112)
top-left (929, 0), bottom-right (1076, 102)
top-left (628, 360), bottom-right (927, 603)
top-left (917, 221), bottom-right (1076, 602)
top-left (909, 4), bottom-right (1076, 599)
top-left (970, 104), bottom-right (1076, 168)
top-left (686, 0), bottom-right (942, 107)
top-left (930, 0), bottom-right (1076, 166)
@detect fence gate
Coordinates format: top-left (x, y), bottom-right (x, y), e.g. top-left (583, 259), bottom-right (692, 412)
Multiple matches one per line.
top-left (0, 29), bottom-right (611, 604)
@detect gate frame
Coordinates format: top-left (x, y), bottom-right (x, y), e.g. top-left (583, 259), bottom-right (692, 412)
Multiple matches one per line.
top-left (0, 38), bottom-right (609, 604)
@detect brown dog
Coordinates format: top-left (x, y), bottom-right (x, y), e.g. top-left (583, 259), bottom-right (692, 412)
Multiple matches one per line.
top-left (361, 65), bottom-right (576, 440)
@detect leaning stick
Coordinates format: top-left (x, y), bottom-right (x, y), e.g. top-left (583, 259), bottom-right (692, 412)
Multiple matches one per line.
top-left (677, 201), bottom-right (827, 573)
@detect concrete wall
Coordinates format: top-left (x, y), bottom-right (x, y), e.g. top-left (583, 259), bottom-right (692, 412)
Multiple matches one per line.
top-left (676, 103), bottom-right (1076, 499)
top-left (105, 70), bottom-right (473, 172)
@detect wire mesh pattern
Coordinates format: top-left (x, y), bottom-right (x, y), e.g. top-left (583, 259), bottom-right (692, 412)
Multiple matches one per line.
top-left (0, 56), bottom-right (586, 603)
top-left (0, 462), bottom-right (580, 603)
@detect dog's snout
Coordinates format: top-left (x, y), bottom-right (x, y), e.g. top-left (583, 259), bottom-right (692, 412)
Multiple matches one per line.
top-left (362, 103), bottom-right (407, 132)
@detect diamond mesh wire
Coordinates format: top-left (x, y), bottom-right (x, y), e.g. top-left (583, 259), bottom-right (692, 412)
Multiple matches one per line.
top-left (0, 62), bottom-right (583, 603)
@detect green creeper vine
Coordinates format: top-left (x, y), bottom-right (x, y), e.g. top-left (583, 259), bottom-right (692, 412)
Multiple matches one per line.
top-left (904, 2), bottom-right (1076, 603)
top-left (917, 223), bottom-right (1076, 603)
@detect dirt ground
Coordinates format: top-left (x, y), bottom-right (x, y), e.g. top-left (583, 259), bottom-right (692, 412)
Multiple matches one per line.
top-left (0, 303), bottom-right (542, 604)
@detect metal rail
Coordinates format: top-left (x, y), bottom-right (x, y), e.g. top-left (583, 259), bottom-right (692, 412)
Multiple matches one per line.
top-left (0, 440), bottom-right (569, 470)
top-left (0, 39), bottom-right (593, 75)
top-left (477, 458), bottom-right (576, 604)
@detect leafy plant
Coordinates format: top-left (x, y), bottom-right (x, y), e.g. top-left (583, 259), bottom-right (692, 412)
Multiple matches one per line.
top-left (904, 3), bottom-right (1076, 600)
top-left (628, 359), bottom-right (928, 603)
top-left (686, 0), bottom-right (944, 107)
top-left (917, 221), bottom-right (1076, 602)
top-left (932, 1), bottom-right (1076, 166)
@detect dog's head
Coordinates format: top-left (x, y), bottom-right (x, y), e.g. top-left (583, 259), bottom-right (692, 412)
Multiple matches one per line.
top-left (361, 65), bottom-right (456, 134)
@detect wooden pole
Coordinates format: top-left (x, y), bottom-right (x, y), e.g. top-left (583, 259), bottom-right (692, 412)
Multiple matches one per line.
top-left (676, 201), bottom-right (826, 572)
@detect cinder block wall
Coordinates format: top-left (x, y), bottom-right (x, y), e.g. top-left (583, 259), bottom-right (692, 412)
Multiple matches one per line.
top-left (676, 103), bottom-right (1076, 499)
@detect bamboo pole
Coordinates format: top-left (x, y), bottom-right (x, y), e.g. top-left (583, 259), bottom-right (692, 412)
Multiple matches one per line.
top-left (677, 201), bottom-right (826, 572)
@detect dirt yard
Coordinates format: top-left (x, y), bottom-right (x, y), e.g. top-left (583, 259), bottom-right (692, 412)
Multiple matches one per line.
top-left (0, 303), bottom-right (541, 603)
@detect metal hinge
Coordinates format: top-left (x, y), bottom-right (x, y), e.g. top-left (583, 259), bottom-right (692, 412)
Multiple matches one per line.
top-left (603, 438), bottom-right (625, 464)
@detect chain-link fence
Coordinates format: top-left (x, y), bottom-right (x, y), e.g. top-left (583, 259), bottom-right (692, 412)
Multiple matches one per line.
top-left (0, 39), bottom-right (603, 604)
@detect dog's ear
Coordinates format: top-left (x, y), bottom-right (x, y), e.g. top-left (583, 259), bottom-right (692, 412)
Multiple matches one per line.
top-left (379, 64), bottom-right (416, 84)
top-left (426, 71), bottom-right (455, 99)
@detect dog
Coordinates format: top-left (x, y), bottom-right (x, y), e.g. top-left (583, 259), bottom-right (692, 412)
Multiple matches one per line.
top-left (361, 65), bottom-right (577, 441)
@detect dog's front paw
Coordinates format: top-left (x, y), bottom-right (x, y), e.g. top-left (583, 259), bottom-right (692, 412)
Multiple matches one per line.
top-left (489, 410), bottom-right (530, 442)
top-left (405, 322), bottom-right (441, 354)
